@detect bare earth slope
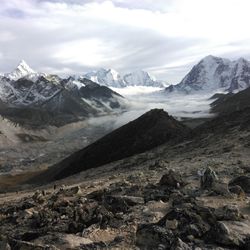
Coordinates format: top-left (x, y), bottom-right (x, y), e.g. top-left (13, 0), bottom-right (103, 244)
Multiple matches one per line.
top-left (1, 107), bottom-right (250, 249)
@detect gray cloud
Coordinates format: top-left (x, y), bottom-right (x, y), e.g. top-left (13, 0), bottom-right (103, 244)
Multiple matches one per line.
top-left (0, 0), bottom-right (249, 84)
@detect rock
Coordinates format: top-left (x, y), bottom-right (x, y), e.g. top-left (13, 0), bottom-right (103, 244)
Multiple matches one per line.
top-left (171, 238), bottom-right (192, 250)
top-left (165, 219), bottom-right (178, 230)
top-left (200, 167), bottom-right (218, 190)
top-left (207, 221), bottom-right (245, 247)
top-left (229, 185), bottom-right (245, 198)
top-left (229, 176), bottom-right (250, 193)
top-left (158, 204), bottom-right (214, 239)
top-left (159, 170), bottom-right (186, 188)
top-left (32, 191), bottom-right (46, 204)
top-left (211, 182), bottom-right (231, 197)
top-left (68, 221), bottom-right (84, 234)
top-left (8, 239), bottom-right (58, 250)
top-left (65, 186), bottom-right (82, 196)
top-left (149, 160), bottom-right (168, 170)
top-left (221, 205), bottom-right (242, 221)
top-left (104, 195), bottom-right (130, 213)
top-left (136, 224), bottom-right (174, 249)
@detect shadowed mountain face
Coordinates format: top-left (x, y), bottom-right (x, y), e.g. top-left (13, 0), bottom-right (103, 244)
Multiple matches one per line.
top-left (210, 87), bottom-right (250, 115)
top-left (34, 109), bottom-right (191, 182)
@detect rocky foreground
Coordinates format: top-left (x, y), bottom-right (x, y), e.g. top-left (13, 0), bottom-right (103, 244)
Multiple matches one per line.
top-left (0, 109), bottom-right (250, 249)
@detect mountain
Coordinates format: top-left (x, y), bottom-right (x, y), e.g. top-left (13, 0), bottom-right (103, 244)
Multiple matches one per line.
top-left (32, 109), bottom-right (191, 182)
top-left (84, 68), bottom-right (126, 88)
top-left (165, 55), bottom-right (250, 94)
top-left (123, 70), bottom-right (166, 87)
top-left (0, 62), bottom-right (126, 128)
top-left (210, 86), bottom-right (250, 115)
top-left (62, 77), bottom-right (126, 114)
top-left (84, 68), bottom-right (166, 88)
top-left (5, 60), bottom-right (44, 81)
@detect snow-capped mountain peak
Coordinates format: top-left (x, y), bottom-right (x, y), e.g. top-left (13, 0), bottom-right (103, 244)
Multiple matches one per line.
top-left (6, 60), bottom-right (36, 80)
top-left (165, 55), bottom-right (250, 94)
top-left (83, 68), bottom-right (166, 88)
top-left (83, 68), bottom-right (126, 88)
top-left (17, 60), bottom-right (35, 73)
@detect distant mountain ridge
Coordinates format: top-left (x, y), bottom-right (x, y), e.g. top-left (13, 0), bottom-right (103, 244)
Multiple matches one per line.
top-left (0, 61), bottom-right (126, 128)
top-left (84, 68), bottom-right (167, 88)
top-left (165, 55), bottom-right (250, 94)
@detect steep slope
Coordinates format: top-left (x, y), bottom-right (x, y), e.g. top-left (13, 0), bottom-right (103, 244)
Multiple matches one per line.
top-left (165, 55), bottom-right (250, 94)
top-left (210, 86), bottom-right (250, 115)
top-left (33, 109), bottom-right (191, 182)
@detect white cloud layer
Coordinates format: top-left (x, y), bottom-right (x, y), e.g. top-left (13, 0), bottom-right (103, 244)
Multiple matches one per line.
top-left (0, 0), bottom-right (250, 83)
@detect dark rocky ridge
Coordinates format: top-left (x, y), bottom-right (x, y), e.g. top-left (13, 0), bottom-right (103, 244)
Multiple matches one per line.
top-left (211, 86), bottom-right (250, 115)
top-left (32, 109), bottom-right (191, 182)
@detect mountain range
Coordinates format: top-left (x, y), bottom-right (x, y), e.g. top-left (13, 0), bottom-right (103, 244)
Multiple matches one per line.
top-left (165, 55), bottom-right (250, 94)
top-left (0, 61), bottom-right (126, 128)
top-left (1, 55), bottom-right (250, 129)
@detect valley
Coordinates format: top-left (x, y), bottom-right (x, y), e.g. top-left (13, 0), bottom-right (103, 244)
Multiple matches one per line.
top-left (1, 55), bottom-right (250, 249)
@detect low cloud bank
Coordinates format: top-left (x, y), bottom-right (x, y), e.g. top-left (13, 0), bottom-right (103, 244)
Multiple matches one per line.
top-left (88, 86), bottom-right (214, 131)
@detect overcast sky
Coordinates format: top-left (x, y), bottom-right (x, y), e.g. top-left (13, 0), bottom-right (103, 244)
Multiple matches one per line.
top-left (0, 0), bottom-right (250, 83)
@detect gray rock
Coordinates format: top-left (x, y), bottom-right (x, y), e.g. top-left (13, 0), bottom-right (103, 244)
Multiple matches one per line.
top-left (209, 221), bottom-right (244, 247)
top-left (200, 167), bottom-right (218, 190)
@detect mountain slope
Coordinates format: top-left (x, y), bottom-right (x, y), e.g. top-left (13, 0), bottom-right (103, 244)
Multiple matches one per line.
top-left (33, 109), bottom-right (191, 182)
top-left (62, 77), bottom-right (126, 113)
top-left (165, 55), bottom-right (250, 94)
top-left (210, 86), bottom-right (250, 115)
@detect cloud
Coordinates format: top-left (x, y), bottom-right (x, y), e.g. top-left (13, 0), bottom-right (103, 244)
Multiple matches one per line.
top-left (0, 0), bottom-right (249, 83)
top-left (87, 88), bottom-right (215, 132)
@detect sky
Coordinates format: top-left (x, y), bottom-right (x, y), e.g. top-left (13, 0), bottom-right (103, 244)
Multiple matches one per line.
top-left (0, 0), bottom-right (250, 84)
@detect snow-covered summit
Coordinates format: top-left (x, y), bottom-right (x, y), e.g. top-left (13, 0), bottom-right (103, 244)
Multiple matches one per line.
top-left (84, 68), bottom-right (126, 88)
top-left (123, 70), bottom-right (166, 88)
top-left (165, 55), bottom-right (250, 94)
top-left (83, 68), bottom-right (166, 88)
top-left (5, 60), bottom-right (37, 80)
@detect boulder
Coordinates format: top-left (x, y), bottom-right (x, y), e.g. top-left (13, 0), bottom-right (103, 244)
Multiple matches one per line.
top-left (229, 176), bottom-right (250, 193)
top-left (159, 170), bottom-right (186, 188)
top-left (207, 221), bottom-right (245, 247)
top-left (200, 167), bottom-right (218, 190)
top-left (136, 224), bottom-right (174, 249)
